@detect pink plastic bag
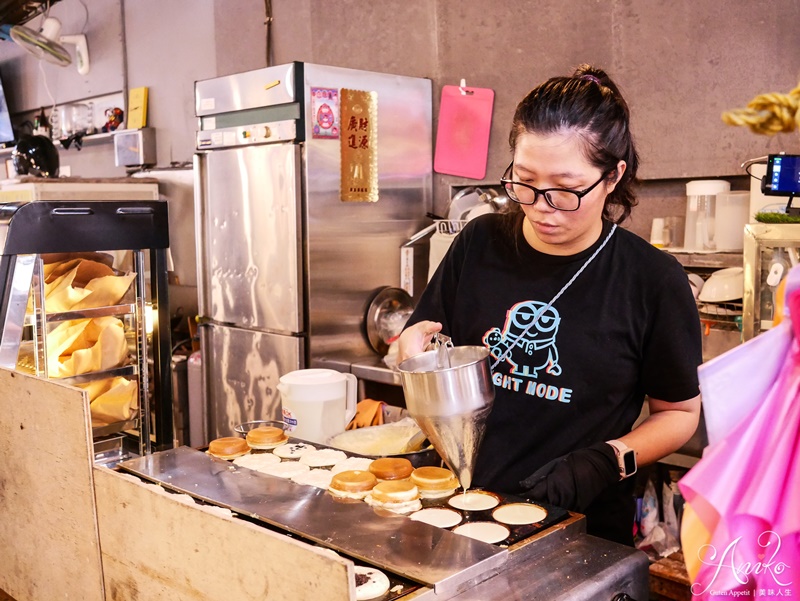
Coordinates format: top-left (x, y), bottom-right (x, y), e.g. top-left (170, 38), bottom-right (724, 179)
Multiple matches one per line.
top-left (698, 323), bottom-right (790, 446)
top-left (679, 288), bottom-right (800, 597)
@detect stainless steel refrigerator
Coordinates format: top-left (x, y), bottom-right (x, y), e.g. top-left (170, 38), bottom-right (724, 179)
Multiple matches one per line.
top-left (194, 62), bottom-right (432, 441)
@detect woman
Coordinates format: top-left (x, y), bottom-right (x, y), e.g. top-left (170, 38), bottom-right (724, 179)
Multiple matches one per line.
top-left (398, 64), bottom-right (702, 545)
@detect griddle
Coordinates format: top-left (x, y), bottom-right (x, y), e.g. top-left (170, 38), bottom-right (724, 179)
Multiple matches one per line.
top-left (118, 446), bottom-right (508, 597)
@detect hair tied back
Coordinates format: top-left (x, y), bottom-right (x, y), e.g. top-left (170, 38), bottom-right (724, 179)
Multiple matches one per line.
top-left (580, 74), bottom-right (602, 86)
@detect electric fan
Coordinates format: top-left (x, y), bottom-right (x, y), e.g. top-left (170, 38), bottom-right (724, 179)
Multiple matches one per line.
top-left (4, 16), bottom-right (90, 75)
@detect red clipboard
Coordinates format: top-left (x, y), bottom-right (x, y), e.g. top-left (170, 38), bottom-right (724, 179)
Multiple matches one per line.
top-left (434, 84), bottom-right (495, 179)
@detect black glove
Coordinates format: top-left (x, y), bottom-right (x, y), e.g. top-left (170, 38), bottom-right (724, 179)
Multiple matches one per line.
top-left (519, 442), bottom-right (620, 513)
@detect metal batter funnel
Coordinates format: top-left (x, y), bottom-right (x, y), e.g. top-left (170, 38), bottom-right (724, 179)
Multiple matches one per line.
top-left (397, 345), bottom-right (494, 491)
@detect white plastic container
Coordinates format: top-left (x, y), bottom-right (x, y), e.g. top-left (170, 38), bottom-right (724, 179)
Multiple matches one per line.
top-left (714, 191), bottom-right (750, 250)
top-left (684, 180), bottom-right (730, 251)
top-left (278, 368), bottom-right (357, 444)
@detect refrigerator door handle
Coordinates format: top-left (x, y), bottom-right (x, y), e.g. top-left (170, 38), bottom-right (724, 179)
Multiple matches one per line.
top-left (193, 153), bottom-right (210, 317)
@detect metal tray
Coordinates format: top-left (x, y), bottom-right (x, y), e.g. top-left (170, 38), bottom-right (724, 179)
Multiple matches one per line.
top-left (91, 418), bottom-right (138, 439)
top-left (16, 340), bottom-right (137, 383)
top-left (24, 302), bottom-right (137, 326)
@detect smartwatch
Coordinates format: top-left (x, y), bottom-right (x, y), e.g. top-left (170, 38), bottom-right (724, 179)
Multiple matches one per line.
top-left (606, 440), bottom-right (637, 480)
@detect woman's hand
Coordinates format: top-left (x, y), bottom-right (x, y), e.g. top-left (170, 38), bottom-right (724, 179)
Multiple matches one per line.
top-left (519, 442), bottom-right (620, 512)
top-left (396, 320), bottom-right (443, 364)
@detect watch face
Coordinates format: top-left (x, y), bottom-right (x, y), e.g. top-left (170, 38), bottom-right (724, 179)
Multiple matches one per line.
top-left (623, 450), bottom-right (637, 475)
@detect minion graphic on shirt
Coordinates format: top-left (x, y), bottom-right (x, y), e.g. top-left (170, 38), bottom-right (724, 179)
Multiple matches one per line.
top-left (483, 300), bottom-right (562, 378)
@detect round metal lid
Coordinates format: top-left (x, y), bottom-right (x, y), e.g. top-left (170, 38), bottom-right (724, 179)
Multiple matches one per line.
top-left (365, 286), bottom-right (414, 356)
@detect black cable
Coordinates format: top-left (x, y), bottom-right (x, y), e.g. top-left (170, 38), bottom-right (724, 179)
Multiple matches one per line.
top-left (741, 155), bottom-right (768, 181)
top-left (171, 337), bottom-right (192, 354)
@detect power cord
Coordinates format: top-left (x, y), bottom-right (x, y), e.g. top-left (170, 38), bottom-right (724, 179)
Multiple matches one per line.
top-left (77, 0), bottom-right (89, 33)
top-left (37, 59), bottom-right (58, 138)
top-left (741, 155), bottom-right (768, 181)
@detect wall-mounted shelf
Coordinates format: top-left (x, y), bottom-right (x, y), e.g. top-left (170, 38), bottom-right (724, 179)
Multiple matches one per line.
top-left (4, 91), bottom-right (127, 160)
top-left (0, 131), bottom-right (116, 159)
top-left (56, 131), bottom-right (116, 149)
top-left (664, 249), bottom-right (743, 269)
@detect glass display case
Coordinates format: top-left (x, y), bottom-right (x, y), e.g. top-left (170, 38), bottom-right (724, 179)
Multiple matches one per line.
top-left (742, 223), bottom-right (800, 341)
top-left (0, 195), bottom-right (172, 459)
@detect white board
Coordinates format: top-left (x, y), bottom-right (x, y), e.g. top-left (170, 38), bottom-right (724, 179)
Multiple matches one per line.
top-left (93, 467), bottom-right (355, 601)
top-left (0, 368), bottom-right (104, 601)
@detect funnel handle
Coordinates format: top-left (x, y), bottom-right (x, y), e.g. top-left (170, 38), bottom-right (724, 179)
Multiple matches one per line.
top-left (344, 373), bottom-right (358, 426)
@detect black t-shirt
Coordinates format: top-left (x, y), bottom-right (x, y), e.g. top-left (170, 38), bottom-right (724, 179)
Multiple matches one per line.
top-left (407, 213), bottom-right (702, 495)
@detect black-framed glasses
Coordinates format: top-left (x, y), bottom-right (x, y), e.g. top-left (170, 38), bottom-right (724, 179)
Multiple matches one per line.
top-left (500, 162), bottom-right (610, 211)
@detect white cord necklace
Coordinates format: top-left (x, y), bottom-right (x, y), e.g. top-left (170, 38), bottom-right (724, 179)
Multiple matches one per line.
top-left (490, 223), bottom-right (618, 370)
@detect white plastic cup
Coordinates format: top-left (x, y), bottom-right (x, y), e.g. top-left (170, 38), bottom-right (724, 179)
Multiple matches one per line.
top-left (278, 369), bottom-right (357, 444)
top-left (650, 218), bottom-right (666, 247)
top-left (59, 105), bottom-right (72, 138)
top-left (663, 216), bottom-right (685, 248)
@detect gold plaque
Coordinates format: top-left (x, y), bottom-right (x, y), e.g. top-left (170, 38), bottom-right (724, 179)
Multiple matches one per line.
top-left (340, 89), bottom-right (378, 202)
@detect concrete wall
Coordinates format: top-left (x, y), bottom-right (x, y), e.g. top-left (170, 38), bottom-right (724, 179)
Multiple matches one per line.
top-left (1, 0), bottom-right (799, 237)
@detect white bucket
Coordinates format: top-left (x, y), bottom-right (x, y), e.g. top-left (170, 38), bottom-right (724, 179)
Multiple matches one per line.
top-left (278, 369), bottom-right (357, 444)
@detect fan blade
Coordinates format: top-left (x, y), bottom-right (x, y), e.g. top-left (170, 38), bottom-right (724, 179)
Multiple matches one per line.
top-left (9, 24), bottom-right (71, 67)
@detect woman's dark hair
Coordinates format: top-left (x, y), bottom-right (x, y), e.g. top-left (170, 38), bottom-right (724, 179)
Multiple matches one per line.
top-left (507, 64), bottom-right (639, 224)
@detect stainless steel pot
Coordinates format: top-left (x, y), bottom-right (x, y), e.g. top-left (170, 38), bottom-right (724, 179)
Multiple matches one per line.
top-left (397, 345), bottom-right (495, 490)
top-left (326, 422), bottom-right (443, 468)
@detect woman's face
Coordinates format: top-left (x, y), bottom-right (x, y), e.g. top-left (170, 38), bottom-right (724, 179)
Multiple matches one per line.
top-left (512, 130), bottom-right (625, 256)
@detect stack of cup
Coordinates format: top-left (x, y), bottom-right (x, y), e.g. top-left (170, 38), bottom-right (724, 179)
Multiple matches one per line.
top-left (650, 216), bottom-right (686, 249)
top-left (650, 218), bottom-right (666, 248)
